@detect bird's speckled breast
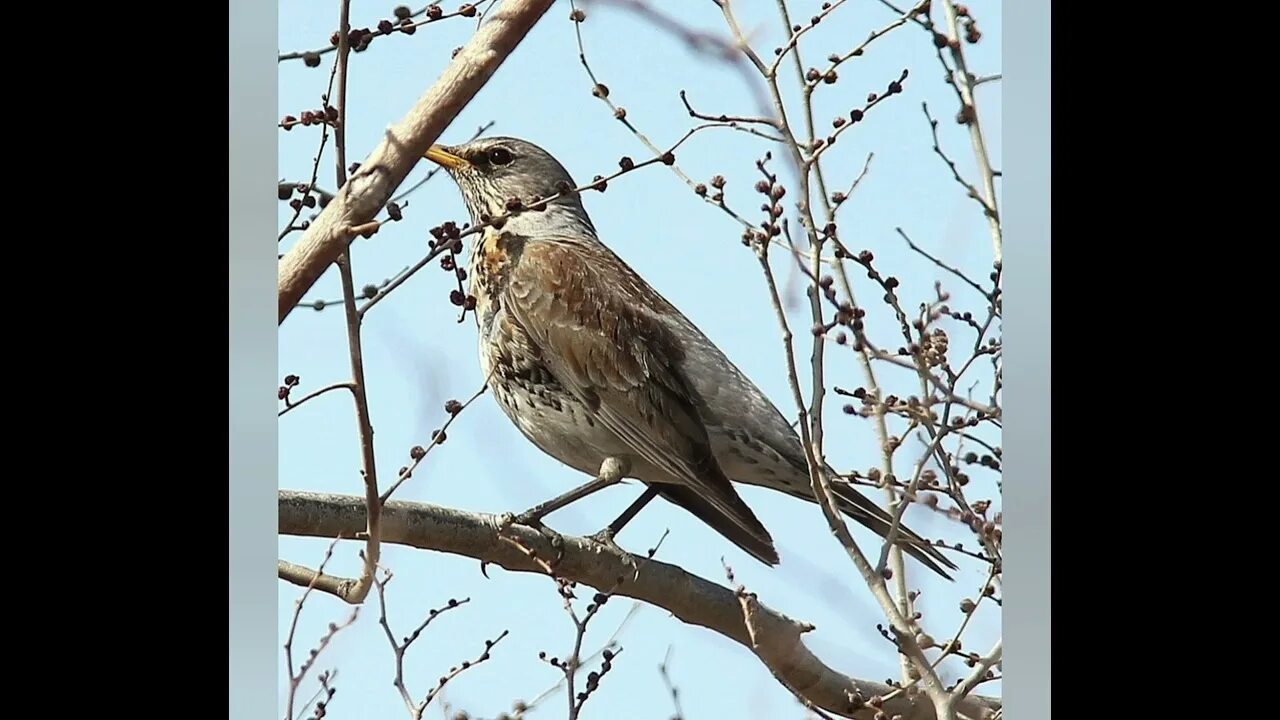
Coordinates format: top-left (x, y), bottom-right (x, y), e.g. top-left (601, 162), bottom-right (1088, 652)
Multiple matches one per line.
top-left (467, 229), bottom-right (616, 474)
top-left (468, 228), bottom-right (523, 339)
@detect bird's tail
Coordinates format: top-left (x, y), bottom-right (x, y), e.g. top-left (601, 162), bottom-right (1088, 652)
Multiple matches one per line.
top-left (655, 482), bottom-right (780, 566)
top-left (829, 482), bottom-right (957, 579)
top-left (776, 474), bottom-right (957, 580)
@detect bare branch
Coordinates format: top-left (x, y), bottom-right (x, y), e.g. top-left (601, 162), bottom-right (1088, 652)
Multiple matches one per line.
top-left (658, 647), bottom-right (685, 720)
top-left (896, 227), bottom-right (989, 301)
top-left (380, 377), bottom-right (492, 504)
top-left (279, 490), bottom-right (1001, 720)
top-left (278, 2), bottom-right (496, 63)
top-left (279, 63), bottom-right (340, 243)
top-left (278, 0), bottom-right (557, 323)
top-left (937, 0), bottom-right (1001, 263)
top-left (278, 382), bottom-right (357, 418)
top-left (282, 539), bottom-right (359, 720)
top-left (920, 103), bottom-right (996, 223)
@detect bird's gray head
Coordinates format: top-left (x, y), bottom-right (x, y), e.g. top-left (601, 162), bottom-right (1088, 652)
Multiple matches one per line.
top-left (423, 136), bottom-right (596, 237)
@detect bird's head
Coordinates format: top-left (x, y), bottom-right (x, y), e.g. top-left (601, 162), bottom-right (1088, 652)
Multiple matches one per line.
top-left (424, 136), bottom-right (595, 236)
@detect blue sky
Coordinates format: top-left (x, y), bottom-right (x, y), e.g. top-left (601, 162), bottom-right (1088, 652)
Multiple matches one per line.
top-left (277, 1), bottom-right (1002, 718)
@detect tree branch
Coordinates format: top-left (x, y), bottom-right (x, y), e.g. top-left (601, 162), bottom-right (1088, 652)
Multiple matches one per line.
top-left (277, 0), bottom-right (556, 323)
top-left (278, 490), bottom-right (1000, 720)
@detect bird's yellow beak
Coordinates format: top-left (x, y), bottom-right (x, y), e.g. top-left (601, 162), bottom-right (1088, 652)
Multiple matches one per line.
top-left (424, 145), bottom-right (470, 170)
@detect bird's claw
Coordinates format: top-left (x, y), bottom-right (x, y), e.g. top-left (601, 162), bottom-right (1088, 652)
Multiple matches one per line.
top-left (497, 511), bottom-right (566, 572)
top-left (586, 528), bottom-right (623, 553)
top-left (586, 528), bottom-right (641, 580)
top-left (504, 509), bottom-right (547, 529)
top-left (533, 524), bottom-right (567, 571)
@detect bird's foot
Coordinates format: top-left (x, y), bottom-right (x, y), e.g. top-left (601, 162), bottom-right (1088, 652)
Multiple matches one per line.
top-left (586, 528), bottom-right (641, 581)
top-left (497, 511), bottom-right (566, 572)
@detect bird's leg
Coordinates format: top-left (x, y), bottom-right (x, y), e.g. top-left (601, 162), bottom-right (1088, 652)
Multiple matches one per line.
top-left (587, 485), bottom-right (661, 550)
top-left (499, 457), bottom-right (631, 571)
top-left (508, 457), bottom-right (631, 527)
top-left (584, 485), bottom-right (661, 582)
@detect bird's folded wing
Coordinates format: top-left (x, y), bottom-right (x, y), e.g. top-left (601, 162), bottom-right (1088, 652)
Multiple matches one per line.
top-left (502, 239), bottom-right (758, 527)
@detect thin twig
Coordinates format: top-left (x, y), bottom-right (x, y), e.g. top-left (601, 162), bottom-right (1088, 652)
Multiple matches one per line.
top-left (897, 226), bottom-right (989, 300)
top-left (279, 382), bottom-right (357, 418)
top-left (278, 2), bottom-right (498, 63)
top-left (329, 0), bottom-right (381, 607)
top-left (279, 63), bottom-right (340, 243)
top-left (282, 539), bottom-right (356, 720)
top-left (380, 376), bottom-right (492, 503)
top-left (938, 0), bottom-right (1001, 264)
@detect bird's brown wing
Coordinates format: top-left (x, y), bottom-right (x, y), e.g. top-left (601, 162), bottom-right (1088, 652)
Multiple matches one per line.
top-left (502, 237), bottom-right (779, 565)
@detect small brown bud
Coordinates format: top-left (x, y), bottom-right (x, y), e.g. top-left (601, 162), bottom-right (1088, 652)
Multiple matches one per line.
top-left (459, 4), bottom-right (477, 18)
top-left (303, 52), bottom-right (321, 68)
top-left (410, 445), bottom-right (427, 460)
top-left (613, 106), bottom-right (626, 120)
top-left (591, 83), bottom-right (610, 98)
top-left (570, 8), bottom-right (586, 22)
top-left (427, 5), bottom-right (444, 19)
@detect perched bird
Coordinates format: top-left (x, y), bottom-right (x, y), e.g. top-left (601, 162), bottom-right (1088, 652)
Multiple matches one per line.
top-left (424, 136), bottom-right (956, 579)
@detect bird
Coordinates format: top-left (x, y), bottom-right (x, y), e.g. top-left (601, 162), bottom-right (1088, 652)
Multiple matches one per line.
top-left (423, 136), bottom-right (957, 580)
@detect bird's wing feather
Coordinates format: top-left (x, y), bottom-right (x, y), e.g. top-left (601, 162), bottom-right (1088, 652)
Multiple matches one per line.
top-left (502, 238), bottom-right (777, 563)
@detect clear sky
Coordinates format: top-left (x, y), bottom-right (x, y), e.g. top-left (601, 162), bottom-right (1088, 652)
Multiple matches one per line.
top-left (277, 1), bottom-right (1003, 718)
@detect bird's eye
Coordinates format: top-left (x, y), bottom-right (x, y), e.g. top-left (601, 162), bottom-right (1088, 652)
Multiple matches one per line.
top-left (488, 147), bottom-right (514, 166)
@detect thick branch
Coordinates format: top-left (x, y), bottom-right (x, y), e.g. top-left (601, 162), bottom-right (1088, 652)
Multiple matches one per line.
top-left (279, 490), bottom-right (1000, 720)
top-left (277, 0), bottom-right (555, 323)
